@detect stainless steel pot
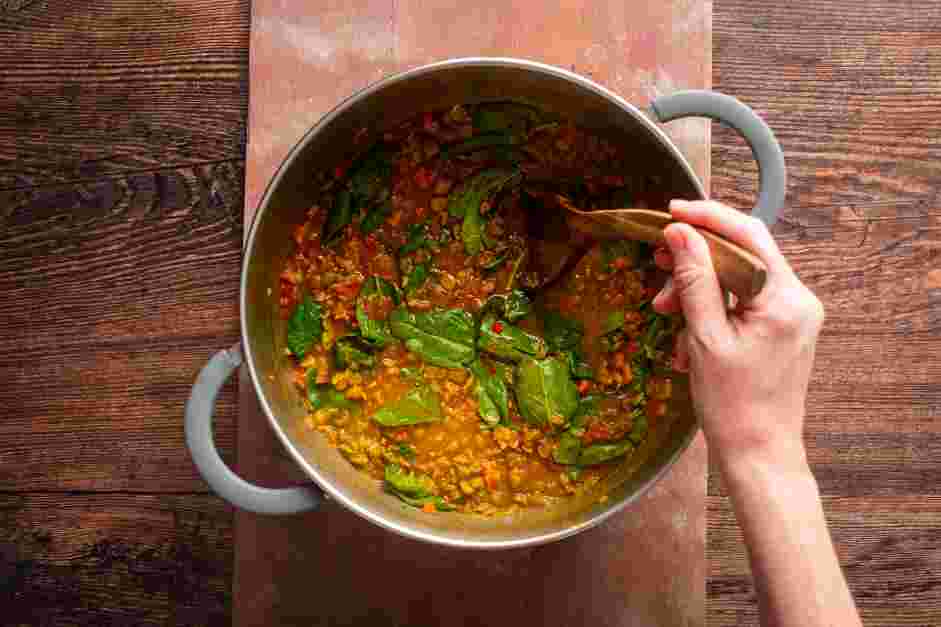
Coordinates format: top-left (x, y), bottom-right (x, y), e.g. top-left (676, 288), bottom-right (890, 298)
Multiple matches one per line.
top-left (185, 58), bottom-right (785, 549)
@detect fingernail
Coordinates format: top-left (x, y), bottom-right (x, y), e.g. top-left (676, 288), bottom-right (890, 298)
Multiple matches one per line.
top-left (663, 223), bottom-right (688, 252)
top-left (669, 199), bottom-right (689, 211)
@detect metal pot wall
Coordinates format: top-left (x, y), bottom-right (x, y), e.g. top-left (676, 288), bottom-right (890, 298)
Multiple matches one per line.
top-left (185, 58), bottom-right (785, 548)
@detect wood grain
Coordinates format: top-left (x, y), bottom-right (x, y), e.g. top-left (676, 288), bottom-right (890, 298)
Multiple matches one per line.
top-left (0, 0), bottom-right (938, 624)
top-left (0, 494), bottom-right (232, 626)
top-left (711, 0), bottom-right (941, 220)
top-left (0, 0), bottom-right (250, 189)
top-left (708, 496), bottom-right (941, 626)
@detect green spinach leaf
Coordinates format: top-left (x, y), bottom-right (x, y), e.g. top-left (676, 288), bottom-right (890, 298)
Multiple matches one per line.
top-left (461, 198), bottom-right (485, 255)
top-left (541, 310), bottom-right (584, 353)
top-left (349, 143), bottom-right (396, 200)
top-left (628, 411), bottom-right (648, 445)
top-left (552, 431), bottom-right (582, 465)
top-left (469, 359), bottom-right (510, 426)
top-left (323, 189), bottom-right (354, 245)
top-left (389, 307), bottom-right (476, 368)
top-left (384, 464), bottom-right (454, 511)
top-left (478, 315), bottom-right (548, 363)
top-left (399, 222), bottom-right (430, 255)
top-left (514, 356), bottom-right (579, 426)
top-left (447, 168), bottom-right (521, 218)
top-left (287, 296), bottom-right (324, 358)
top-left (372, 384), bottom-right (443, 426)
top-left (306, 370), bottom-right (361, 412)
top-left (333, 336), bottom-right (376, 371)
top-left (552, 394), bottom-right (603, 464)
top-left (403, 261), bottom-right (430, 294)
top-left (473, 103), bottom-right (539, 135)
top-left (355, 277), bottom-right (400, 347)
top-left (563, 350), bottom-right (594, 380)
top-left (360, 200), bottom-right (393, 234)
top-left (397, 443), bottom-right (416, 460)
top-left (441, 132), bottom-right (520, 160)
top-left (484, 289), bottom-right (532, 322)
top-left (602, 310), bottom-right (626, 335)
top-left (577, 438), bottom-right (634, 466)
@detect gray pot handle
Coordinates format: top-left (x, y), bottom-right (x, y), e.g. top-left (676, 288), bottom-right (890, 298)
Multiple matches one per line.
top-left (185, 344), bottom-right (322, 514)
top-left (650, 90), bottom-right (786, 227)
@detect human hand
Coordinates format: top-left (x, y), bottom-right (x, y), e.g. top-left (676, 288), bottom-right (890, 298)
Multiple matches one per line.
top-left (653, 200), bottom-right (824, 472)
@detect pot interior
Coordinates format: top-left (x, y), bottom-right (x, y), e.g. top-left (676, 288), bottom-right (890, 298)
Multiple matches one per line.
top-left (243, 60), bottom-right (703, 547)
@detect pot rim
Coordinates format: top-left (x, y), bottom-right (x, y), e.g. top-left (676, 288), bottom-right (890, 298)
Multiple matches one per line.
top-left (241, 57), bottom-right (703, 548)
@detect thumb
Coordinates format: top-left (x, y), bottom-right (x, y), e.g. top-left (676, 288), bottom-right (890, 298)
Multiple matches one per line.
top-left (663, 223), bottom-right (731, 346)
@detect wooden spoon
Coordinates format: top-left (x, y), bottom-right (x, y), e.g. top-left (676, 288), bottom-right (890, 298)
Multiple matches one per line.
top-left (531, 193), bottom-right (768, 302)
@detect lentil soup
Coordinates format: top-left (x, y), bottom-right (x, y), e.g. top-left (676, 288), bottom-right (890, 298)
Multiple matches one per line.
top-left (279, 103), bottom-right (680, 516)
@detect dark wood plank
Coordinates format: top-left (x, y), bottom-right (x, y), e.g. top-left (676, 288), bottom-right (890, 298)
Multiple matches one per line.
top-left (708, 495), bottom-right (941, 627)
top-left (711, 0), bottom-right (941, 220)
top-left (708, 0), bottom-right (941, 621)
top-left (0, 0), bottom-right (250, 188)
top-left (0, 494), bottom-right (232, 626)
top-left (0, 163), bottom-right (243, 491)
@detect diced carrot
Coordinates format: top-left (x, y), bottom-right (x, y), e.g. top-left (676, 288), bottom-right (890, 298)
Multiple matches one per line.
top-left (647, 399), bottom-right (668, 419)
top-left (492, 321), bottom-right (504, 333)
top-left (577, 380), bottom-right (592, 395)
top-left (422, 502), bottom-right (436, 513)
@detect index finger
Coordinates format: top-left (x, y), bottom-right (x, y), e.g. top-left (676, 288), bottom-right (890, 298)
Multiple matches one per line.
top-left (668, 199), bottom-right (790, 275)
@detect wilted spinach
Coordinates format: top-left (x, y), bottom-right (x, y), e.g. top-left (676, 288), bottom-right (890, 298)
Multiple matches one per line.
top-left (577, 438), bottom-right (634, 466)
top-left (541, 309), bottom-right (584, 354)
top-left (399, 222), bottom-right (430, 255)
top-left (469, 358), bottom-right (510, 426)
top-left (441, 132), bottom-right (520, 160)
top-left (403, 261), bottom-right (430, 294)
top-left (323, 189), bottom-right (354, 245)
top-left (447, 168), bottom-right (521, 255)
top-left (333, 336), bottom-right (376, 371)
top-left (360, 200), bottom-right (393, 234)
top-left (371, 384), bottom-right (443, 427)
top-left (478, 315), bottom-right (548, 363)
top-left (473, 103), bottom-right (539, 135)
top-left (355, 277), bottom-right (400, 348)
top-left (389, 307), bottom-right (476, 368)
top-left (628, 411), bottom-right (648, 445)
top-left (384, 464), bottom-right (454, 511)
top-left (563, 350), bottom-right (594, 380)
top-left (287, 295), bottom-right (324, 358)
top-left (306, 369), bottom-right (361, 413)
top-left (551, 394), bottom-right (601, 465)
top-left (484, 289), bottom-right (532, 323)
top-left (514, 356), bottom-right (579, 426)
top-left (349, 143), bottom-right (396, 202)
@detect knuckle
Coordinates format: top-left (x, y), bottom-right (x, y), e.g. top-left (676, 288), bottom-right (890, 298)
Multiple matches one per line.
top-left (672, 264), bottom-right (706, 295)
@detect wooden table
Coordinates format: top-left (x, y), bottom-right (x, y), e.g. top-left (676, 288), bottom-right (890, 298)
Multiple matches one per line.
top-left (1, 1), bottom-right (938, 625)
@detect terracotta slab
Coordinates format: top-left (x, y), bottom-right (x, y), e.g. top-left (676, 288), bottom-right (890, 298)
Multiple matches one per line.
top-left (238, 2), bottom-right (710, 624)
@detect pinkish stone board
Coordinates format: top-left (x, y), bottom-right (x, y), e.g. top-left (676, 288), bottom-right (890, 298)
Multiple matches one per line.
top-left (237, 2), bottom-right (711, 624)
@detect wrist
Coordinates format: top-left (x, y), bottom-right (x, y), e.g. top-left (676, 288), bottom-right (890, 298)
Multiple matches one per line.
top-left (717, 436), bottom-right (815, 493)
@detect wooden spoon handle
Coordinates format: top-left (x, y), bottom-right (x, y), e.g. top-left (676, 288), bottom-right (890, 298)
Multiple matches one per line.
top-left (568, 208), bottom-right (768, 302)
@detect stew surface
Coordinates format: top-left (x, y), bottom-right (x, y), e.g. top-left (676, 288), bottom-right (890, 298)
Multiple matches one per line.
top-left (280, 103), bottom-right (678, 515)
